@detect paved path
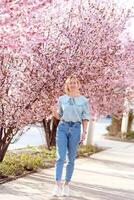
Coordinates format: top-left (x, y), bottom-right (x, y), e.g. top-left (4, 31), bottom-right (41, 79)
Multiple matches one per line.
top-left (1, 118), bottom-right (134, 199)
top-left (0, 136), bottom-right (134, 200)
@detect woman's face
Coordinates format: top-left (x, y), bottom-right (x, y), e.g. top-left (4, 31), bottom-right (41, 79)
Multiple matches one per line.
top-left (68, 78), bottom-right (79, 92)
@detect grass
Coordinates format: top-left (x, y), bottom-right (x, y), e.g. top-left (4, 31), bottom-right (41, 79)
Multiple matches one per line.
top-left (126, 130), bottom-right (134, 139)
top-left (0, 144), bottom-right (102, 183)
top-left (105, 130), bottom-right (134, 142)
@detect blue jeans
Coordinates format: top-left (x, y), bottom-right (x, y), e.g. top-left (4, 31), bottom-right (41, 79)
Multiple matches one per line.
top-left (55, 121), bottom-right (81, 182)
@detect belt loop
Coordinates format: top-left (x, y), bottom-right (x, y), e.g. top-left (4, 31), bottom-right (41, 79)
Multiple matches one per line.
top-left (60, 120), bottom-right (81, 124)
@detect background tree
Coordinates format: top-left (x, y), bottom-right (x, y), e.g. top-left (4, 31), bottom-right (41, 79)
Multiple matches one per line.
top-left (0, 0), bottom-right (134, 161)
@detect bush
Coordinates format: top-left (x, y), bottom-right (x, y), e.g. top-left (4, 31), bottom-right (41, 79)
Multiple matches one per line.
top-left (77, 145), bottom-right (100, 157)
top-left (0, 145), bottom-right (101, 180)
top-left (126, 130), bottom-right (134, 139)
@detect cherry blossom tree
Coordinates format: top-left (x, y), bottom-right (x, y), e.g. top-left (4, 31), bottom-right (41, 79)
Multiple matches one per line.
top-left (0, 0), bottom-right (134, 161)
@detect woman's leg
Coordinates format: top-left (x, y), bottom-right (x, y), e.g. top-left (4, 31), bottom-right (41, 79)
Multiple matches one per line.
top-left (55, 123), bottom-right (67, 183)
top-left (65, 123), bottom-right (81, 183)
top-left (52, 123), bottom-right (68, 196)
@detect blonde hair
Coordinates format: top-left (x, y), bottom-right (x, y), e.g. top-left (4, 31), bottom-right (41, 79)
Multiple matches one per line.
top-left (64, 75), bottom-right (81, 95)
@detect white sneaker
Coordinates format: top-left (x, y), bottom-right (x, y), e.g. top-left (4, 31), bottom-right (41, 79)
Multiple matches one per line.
top-left (52, 185), bottom-right (62, 196)
top-left (62, 185), bottom-right (70, 196)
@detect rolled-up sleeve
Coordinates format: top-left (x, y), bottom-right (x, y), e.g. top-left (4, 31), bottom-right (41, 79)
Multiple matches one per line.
top-left (82, 100), bottom-right (90, 120)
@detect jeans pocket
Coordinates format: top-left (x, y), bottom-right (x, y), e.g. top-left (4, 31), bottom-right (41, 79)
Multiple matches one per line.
top-left (57, 123), bottom-right (66, 132)
top-left (73, 123), bottom-right (81, 129)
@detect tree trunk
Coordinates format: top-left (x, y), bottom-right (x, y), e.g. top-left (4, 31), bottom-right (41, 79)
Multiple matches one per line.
top-left (85, 119), bottom-right (94, 145)
top-left (107, 112), bottom-right (134, 138)
top-left (42, 117), bottom-right (59, 149)
top-left (107, 116), bottom-right (122, 136)
top-left (127, 110), bottom-right (134, 132)
top-left (0, 127), bottom-right (13, 162)
top-left (121, 112), bottom-right (129, 137)
top-left (0, 141), bottom-right (11, 162)
top-left (50, 117), bottom-right (59, 146)
top-left (42, 118), bottom-right (51, 149)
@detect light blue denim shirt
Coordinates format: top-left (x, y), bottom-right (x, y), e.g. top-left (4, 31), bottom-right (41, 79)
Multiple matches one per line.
top-left (57, 94), bottom-right (90, 122)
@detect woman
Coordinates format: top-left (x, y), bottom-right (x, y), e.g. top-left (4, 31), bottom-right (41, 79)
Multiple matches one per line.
top-left (52, 75), bottom-right (90, 196)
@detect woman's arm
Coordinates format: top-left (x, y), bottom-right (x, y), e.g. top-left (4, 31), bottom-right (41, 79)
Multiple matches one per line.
top-left (82, 119), bottom-right (89, 133)
top-left (52, 98), bottom-right (63, 120)
top-left (80, 100), bottom-right (90, 143)
top-left (80, 119), bottom-right (89, 144)
top-left (52, 105), bottom-right (60, 119)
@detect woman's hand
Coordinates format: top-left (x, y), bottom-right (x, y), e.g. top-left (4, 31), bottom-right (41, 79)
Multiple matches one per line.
top-left (52, 104), bottom-right (59, 119)
top-left (79, 131), bottom-right (87, 144)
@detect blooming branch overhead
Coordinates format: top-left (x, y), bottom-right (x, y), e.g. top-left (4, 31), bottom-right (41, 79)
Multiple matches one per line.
top-left (0, 0), bottom-right (134, 131)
